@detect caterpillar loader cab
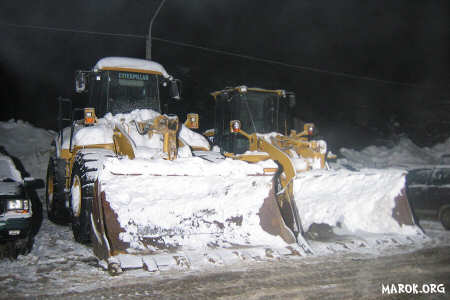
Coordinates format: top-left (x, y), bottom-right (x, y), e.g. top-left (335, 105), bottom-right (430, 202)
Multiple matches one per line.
top-left (74, 57), bottom-right (180, 117)
top-left (210, 86), bottom-right (330, 252)
top-left (212, 86), bottom-right (296, 155)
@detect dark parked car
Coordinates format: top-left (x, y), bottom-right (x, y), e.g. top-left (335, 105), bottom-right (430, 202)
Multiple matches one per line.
top-left (0, 153), bottom-right (42, 258)
top-left (406, 165), bottom-right (450, 230)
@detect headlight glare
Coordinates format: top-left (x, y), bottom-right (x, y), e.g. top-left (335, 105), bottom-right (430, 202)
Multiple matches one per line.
top-left (7, 199), bottom-right (30, 212)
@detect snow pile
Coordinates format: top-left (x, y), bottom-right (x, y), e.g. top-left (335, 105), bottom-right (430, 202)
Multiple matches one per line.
top-left (0, 154), bottom-right (23, 182)
top-left (101, 155), bottom-right (274, 177)
top-left (0, 120), bottom-right (54, 180)
top-left (337, 136), bottom-right (450, 170)
top-left (294, 169), bottom-right (420, 235)
top-left (72, 124), bottom-right (113, 146)
top-left (99, 157), bottom-right (286, 250)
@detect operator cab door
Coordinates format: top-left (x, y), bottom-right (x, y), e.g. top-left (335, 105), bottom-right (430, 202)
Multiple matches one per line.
top-left (88, 72), bottom-right (108, 117)
top-left (214, 92), bottom-right (247, 154)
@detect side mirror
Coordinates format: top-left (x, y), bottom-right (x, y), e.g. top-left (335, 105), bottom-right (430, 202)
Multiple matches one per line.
top-left (75, 71), bottom-right (87, 93)
top-left (288, 94), bottom-right (296, 108)
top-left (169, 79), bottom-right (181, 100)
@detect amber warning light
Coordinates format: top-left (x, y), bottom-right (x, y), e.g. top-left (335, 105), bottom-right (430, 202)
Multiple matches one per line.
top-left (230, 120), bottom-right (242, 133)
top-left (84, 108), bottom-right (96, 125)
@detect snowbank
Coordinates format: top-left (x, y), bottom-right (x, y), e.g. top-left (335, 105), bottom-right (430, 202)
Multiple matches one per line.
top-left (337, 136), bottom-right (450, 170)
top-left (0, 154), bottom-right (23, 182)
top-left (0, 119), bottom-right (54, 180)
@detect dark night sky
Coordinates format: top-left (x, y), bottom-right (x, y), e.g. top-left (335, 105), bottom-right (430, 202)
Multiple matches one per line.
top-left (0, 0), bottom-right (449, 150)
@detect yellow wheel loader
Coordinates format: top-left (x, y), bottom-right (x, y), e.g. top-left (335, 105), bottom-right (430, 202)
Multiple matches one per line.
top-left (46, 56), bottom-right (191, 242)
top-left (208, 86), bottom-right (422, 251)
top-left (46, 57), bottom-right (420, 275)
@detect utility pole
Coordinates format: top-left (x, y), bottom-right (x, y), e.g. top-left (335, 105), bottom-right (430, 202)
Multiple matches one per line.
top-left (146, 0), bottom-right (167, 61)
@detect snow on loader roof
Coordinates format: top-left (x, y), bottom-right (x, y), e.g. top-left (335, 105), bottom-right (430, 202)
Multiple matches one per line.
top-left (94, 57), bottom-right (170, 78)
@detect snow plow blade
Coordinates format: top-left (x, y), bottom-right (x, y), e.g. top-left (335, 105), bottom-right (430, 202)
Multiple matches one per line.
top-left (293, 168), bottom-right (421, 244)
top-left (89, 157), bottom-right (301, 273)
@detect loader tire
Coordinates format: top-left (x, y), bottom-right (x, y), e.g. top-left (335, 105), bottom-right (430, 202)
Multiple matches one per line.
top-left (70, 156), bottom-right (95, 244)
top-left (438, 205), bottom-right (450, 230)
top-left (46, 158), bottom-right (70, 224)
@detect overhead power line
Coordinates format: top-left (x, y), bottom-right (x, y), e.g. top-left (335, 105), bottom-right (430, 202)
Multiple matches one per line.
top-left (1, 22), bottom-right (437, 89)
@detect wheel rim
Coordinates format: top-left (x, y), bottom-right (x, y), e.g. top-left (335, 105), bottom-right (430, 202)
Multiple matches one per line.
top-left (71, 174), bottom-right (82, 217)
top-left (47, 171), bottom-right (54, 207)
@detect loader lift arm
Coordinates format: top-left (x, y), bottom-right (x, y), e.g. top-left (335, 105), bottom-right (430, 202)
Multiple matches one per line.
top-left (226, 125), bottom-right (312, 247)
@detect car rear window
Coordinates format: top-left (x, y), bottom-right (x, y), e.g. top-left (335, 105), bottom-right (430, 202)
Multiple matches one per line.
top-left (431, 168), bottom-right (450, 186)
top-left (407, 169), bottom-right (432, 185)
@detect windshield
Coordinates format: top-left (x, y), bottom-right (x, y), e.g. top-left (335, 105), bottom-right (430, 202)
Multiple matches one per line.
top-left (214, 90), bottom-right (292, 154)
top-left (239, 91), bottom-right (290, 134)
top-left (108, 71), bottom-right (160, 114)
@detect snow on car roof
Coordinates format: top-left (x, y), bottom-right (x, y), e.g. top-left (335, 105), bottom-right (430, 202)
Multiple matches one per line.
top-left (94, 57), bottom-right (170, 78)
top-left (0, 154), bottom-right (23, 182)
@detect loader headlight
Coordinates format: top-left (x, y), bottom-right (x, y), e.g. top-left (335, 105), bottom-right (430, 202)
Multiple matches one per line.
top-left (304, 123), bottom-right (315, 136)
top-left (7, 199), bottom-right (30, 212)
top-left (185, 113), bottom-right (199, 129)
top-left (230, 120), bottom-right (242, 133)
top-left (238, 85), bottom-right (247, 93)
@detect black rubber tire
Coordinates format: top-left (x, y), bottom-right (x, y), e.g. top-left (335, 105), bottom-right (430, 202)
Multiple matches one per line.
top-left (70, 154), bottom-right (96, 244)
top-left (15, 236), bottom-right (33, 257)
top-left (438, 205), bottom-right (450, 230)
top-left (19, 237), bottom-right (34, 256)
top-left (46, 158), bottom-right (70, 224)
top-left (6, 241), bottom-right (17, 259)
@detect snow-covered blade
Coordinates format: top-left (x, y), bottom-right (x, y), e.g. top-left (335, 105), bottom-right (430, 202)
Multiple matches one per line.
top-left (91, 156), bottom-right (297, 270)
top-left (293, 168), bottom-right (420, 238)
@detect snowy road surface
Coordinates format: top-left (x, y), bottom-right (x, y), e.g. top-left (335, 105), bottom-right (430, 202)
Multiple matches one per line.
top-left (0, 215), bottom-right (448, 299)
top-left (41, 246), bottom-right (450, 300)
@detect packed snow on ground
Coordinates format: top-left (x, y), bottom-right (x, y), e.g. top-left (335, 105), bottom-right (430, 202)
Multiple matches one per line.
top-left (0, 117), bottom-right (449, 297)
